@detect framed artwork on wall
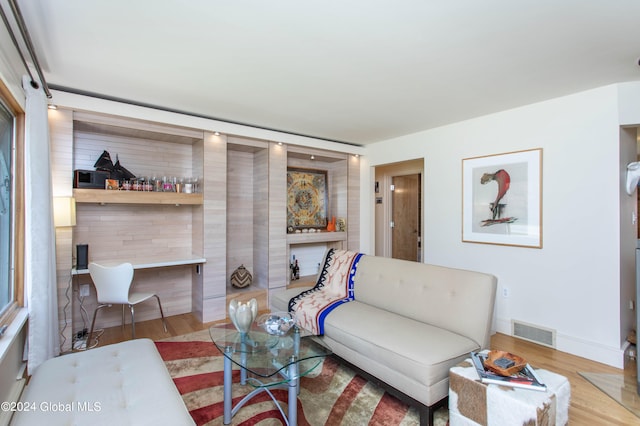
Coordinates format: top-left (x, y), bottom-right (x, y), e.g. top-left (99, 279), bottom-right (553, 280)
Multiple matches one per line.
top-left (462, 148), bottom-right (542, 248)
top-left (287, 167), bottom-right (328, 230)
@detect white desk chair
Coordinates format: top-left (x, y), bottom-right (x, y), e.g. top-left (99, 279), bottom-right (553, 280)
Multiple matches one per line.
top-left (87, 262), bottom-right (168, 347)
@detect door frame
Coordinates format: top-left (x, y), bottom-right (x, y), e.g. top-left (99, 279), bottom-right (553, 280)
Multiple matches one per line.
top-left (374, 159), bottom-right (424, 260)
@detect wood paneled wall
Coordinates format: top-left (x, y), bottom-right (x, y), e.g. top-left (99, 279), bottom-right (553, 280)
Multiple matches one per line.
top-left (73, 204), bottom-right (194, 262)
top-left (268, 144), bottom-right (287, 292)
top-left (74, 130), bottom-right (194, 179)
top-left (196, 132), bottom-right (227, 322)
top-left (191, 140), bottom-right (204, 320)
top-left (253, 148), bottom-right (269, 289)
top-left (50, 110), bottom-right (360, 333)
top-left (227, 150), bottom-right (256, 286)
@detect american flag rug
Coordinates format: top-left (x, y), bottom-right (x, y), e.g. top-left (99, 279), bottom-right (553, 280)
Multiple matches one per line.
top-left (156, 330), bottom-right (448, 425)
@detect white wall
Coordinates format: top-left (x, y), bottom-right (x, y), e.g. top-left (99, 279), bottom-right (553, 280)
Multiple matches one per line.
top-left (363, 83), bottom-right (640, 367)
top-left (619, 126), bottom-right (637, 351)
top-left (0, 23), bottom-right (26, 110)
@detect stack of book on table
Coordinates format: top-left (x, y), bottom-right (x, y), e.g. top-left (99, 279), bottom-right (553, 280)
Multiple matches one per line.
top-left (470, 351), bottom-right (547, 392)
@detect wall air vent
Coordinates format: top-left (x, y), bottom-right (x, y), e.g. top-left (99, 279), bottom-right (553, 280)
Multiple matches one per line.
top-left (511, 320), bottom-right (556, 348)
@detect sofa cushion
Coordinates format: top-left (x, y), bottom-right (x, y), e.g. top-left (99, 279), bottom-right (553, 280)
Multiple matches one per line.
top-left (353, 256), bottom-right (496, 348)
top-left (272, 283), bottom-right (482, 386)
top-left (323, 301), bottom-right (480, 387)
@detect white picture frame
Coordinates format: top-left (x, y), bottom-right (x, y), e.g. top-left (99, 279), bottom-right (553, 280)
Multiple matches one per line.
top-left (462, 148), bottom-right (542, 248)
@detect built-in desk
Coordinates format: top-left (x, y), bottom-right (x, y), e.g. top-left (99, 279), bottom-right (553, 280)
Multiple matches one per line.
top-left (70, 256), bottom-right (207, 335)
top-left (72, 256), bottom-right (207, 275)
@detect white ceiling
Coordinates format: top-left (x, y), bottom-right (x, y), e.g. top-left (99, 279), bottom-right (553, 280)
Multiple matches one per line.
top-left (13, 0), bottom-right (640, 145)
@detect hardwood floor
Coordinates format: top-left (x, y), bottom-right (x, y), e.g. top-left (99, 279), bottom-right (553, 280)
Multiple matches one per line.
top-left (91, 312), bottom-right (219, 346)
top-left (92, 314), bottom-right (639, 425)
top-left (491, 333), bottom-right (638, 425)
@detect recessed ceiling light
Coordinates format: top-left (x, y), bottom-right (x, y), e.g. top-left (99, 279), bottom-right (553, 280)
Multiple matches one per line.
top-left (310, 155), bottom-right (315, 160)
top-left (214, 131), bottom-right (220, 136)
top-left (47, 104), bottom-right (57, 110)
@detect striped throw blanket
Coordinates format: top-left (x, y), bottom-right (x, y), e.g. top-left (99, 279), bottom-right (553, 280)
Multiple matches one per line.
top-left (288, 248), bottom-right (364, 335)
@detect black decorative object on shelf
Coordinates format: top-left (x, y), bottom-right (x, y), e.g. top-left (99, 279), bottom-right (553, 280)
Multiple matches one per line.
top-left (76, 244), bottom-right (88, 270)
top-left (93, 150), bottom-right (113, 172)
top-left (93, 150), bottom-right (136, 181)
top-left (290, 257), bottom-right (300, 280)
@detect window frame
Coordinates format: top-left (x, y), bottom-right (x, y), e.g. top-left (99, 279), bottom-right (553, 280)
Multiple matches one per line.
top-left (0, 78), bottom-right (25, 327)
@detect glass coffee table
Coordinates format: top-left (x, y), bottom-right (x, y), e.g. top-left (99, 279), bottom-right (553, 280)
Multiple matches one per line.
top-left (209, 323), bottom-right (331, 426)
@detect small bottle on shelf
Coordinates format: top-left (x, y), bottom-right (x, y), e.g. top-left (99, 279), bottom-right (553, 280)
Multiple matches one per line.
top-left (290, 255), bottom-right (300, 281)
top-left (162, 176), bottom-right (173, 192)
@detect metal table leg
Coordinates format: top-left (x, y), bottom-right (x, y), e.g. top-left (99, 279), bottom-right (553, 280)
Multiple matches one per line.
top-left (223, 346), bottom-right (233, 425)
top-left (240, 333), bottom-right (248, 385)
top-left (288, 356), bottom-right (298, 426)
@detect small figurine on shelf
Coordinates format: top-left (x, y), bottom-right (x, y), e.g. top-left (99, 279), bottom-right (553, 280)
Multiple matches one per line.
top-left (290, 255), bottom-right (297, 281)
top-left (290, 255), bottom-right (300, 280)
top-left (327, 216), bottom-right (336, 232)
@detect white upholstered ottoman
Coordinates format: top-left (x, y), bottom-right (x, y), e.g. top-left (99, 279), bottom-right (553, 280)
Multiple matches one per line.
top-left (449, 357), bottom-right (570, 425)
top-left (11, 338), bottom-right (194, 426)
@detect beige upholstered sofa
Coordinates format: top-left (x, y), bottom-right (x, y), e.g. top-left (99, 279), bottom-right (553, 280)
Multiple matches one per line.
top-left (271, 253), bottom-right (497, 426)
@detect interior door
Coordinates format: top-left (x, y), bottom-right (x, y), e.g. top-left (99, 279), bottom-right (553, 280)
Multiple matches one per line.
top-left (391, 174), bottom-right (421, 261)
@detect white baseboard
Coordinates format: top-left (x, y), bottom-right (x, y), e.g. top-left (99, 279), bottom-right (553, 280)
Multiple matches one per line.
top-left (0, 377), bottom-right (25, 426)
top-left (494, 317), bottom-right (626, 369)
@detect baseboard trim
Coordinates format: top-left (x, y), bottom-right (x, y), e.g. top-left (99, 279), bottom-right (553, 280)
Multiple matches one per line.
top-left (495, 318), bottom-right (626, 369)
top-left (0, 377), bottom-right (25, 426)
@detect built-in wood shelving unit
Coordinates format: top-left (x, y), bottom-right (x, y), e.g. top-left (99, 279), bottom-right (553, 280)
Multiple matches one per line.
top-left (286, 231), bottom-right (347, 245)
top-left (73, 188), bottom-right (203, 205)
top-left (51, 108), bottom-right (359, 351)
top-left (284, 145), bottom-right (357, 289)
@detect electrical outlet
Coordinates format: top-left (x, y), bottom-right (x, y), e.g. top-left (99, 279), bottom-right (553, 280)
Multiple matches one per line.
top-left (502, 287), bottom-right (509, 298)
top-left (79, 284), bottom-right (90, 297)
